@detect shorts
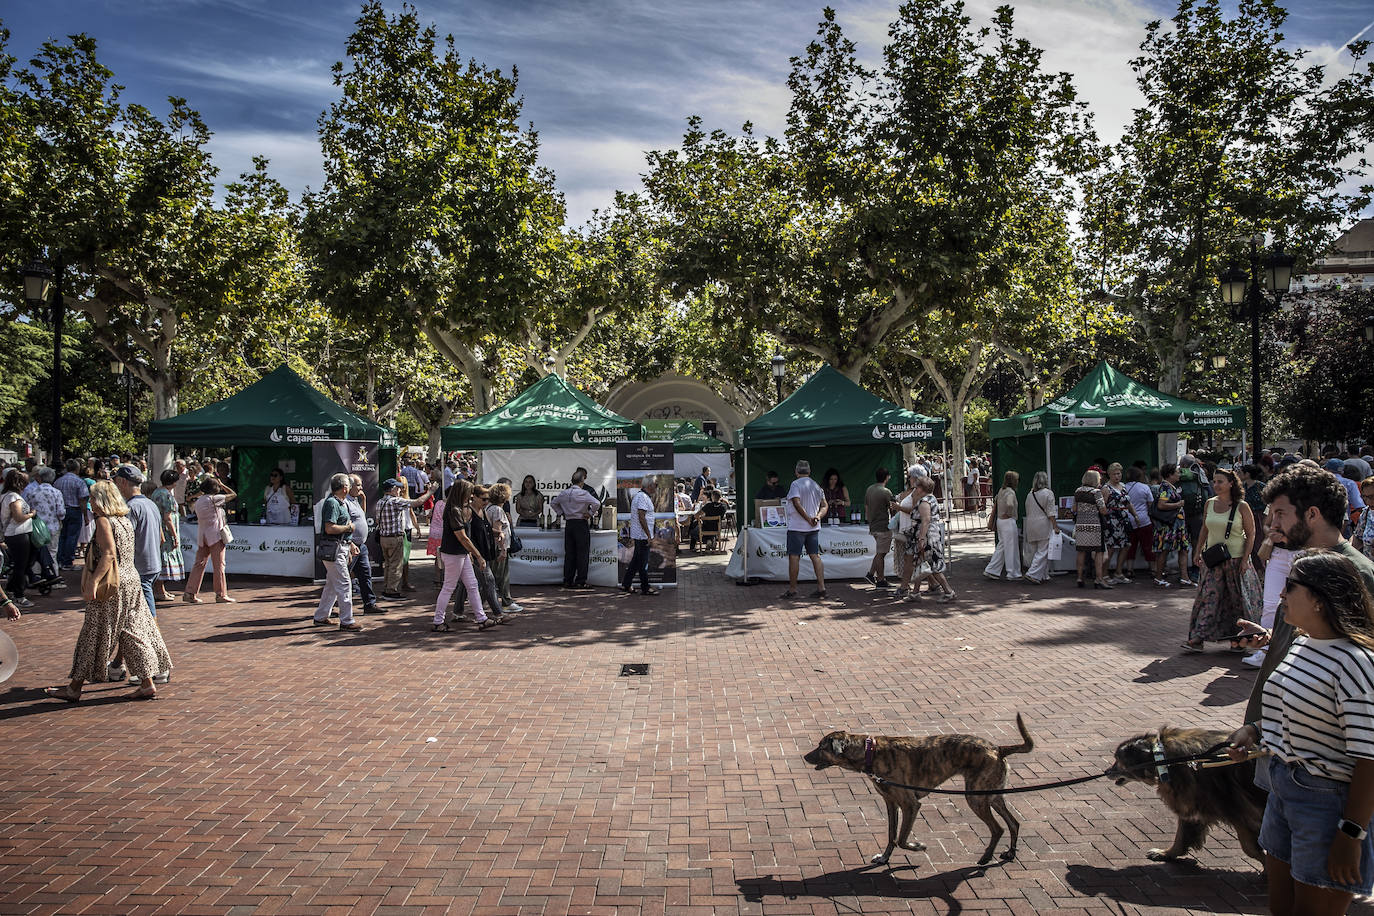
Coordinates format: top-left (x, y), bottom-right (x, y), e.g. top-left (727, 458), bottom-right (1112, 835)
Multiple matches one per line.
top-left (871, 531), bottom-right (893, 555)
top-left (786, 529), bottom-right (819, 557)
top-left (1259, 756), bottom-right (1374, 895)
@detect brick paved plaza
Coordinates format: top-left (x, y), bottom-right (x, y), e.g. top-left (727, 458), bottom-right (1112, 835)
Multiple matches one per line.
top-left (3, 532), bottom-right (1372, 916)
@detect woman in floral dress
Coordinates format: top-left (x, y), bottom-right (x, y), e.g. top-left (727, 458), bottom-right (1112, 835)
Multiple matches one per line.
top-left (900, 476), bottom-right (955, 601)
top-left (1152, 463), bottom-right (1193, 587)
top-left (1101, 463), bottom-right (1134, 583)
top-left (43, 481), bottom-right (172, 702)
top-left (1181, 468), bottom-right (1258, 652)
top-left (1074, 469), bottom-right (1111, 588)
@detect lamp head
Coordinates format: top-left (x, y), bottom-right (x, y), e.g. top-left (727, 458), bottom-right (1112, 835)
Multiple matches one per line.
top-left (21, 259), bottom-right (53, 306)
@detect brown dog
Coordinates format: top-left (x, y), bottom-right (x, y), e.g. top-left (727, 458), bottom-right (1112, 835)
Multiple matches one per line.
top-left (1106, 726), bottom-right (1266, 863)
top-left (803, 714), bottom-right (1034, 866)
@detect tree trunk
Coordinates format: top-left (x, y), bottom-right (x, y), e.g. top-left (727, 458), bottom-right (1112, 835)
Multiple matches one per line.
top-left (916, 341), bottom-right (986, 495)
top-left (153, 380), bottom-right (178, 421)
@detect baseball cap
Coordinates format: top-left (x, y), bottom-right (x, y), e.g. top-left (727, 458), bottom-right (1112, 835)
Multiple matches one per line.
top-left (1324, 458), bottom-right (1345, 473)
top-left (113, 464), bottom-right (144, 484)
top-left (383, 478), bottom-right (403, 490)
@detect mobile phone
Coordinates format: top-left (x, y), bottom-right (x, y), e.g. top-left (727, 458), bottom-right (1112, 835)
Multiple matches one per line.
top-left (1225, 631), bottom-right (1257, 642)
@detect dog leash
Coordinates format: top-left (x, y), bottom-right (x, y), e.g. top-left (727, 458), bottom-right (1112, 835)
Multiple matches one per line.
top-left (867, 742), bottom-right (1268, 797)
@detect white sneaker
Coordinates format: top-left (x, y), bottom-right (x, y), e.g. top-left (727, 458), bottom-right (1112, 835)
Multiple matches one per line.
top-left (504, 602), bottom-right (524, 612)
top-left (128, 671), bottom-right (171, 685)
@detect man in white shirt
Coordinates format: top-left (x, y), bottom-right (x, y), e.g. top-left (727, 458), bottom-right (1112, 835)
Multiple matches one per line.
top-left (620, 477), bottom-right (660, 596)
top-left (782, 460), bottom-right (827, 599)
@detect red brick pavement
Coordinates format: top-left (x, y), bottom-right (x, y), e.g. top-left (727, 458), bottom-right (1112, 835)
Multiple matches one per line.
top-left (2, 532), bottom-right (1372, 915)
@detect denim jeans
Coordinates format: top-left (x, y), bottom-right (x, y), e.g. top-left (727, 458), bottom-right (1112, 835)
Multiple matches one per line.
top-left (621, 538), bottom-right (651, 592)
top-left (58, 505), bottom-right (83, 566)
top-left (140, 571), bottom-right (159, 618)
top-left (350, 545), bottom-right (376, 608)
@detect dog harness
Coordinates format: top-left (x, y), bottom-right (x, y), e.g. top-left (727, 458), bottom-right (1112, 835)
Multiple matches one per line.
top-left (1151, 734), bottom-right (1171, 784)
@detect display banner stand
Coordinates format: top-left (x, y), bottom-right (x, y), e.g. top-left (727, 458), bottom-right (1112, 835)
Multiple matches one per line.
top-left (615, 441), bottom-right (678, 587)
top-left (311, 441), bottom-right (382, 580)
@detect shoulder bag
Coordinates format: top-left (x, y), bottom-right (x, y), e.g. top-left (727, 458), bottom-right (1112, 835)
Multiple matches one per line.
top-left (1200, 500), bottom-right (1239, 569)
top-left (1149, 486), bottom-right (1179, 526)
top-left (81, 538), bottom-right (120, 601)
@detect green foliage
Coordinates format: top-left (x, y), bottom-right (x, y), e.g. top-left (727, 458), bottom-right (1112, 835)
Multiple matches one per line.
top-left (643, 1), bottom-right (1093, 380)
top-left (1275, 286), bottom-right (1374, 444)
top-left (1084, 0), bottom-right (1374, 393)
top-left (2, 30), bottom-right (303, 423)
top-left (303, 1), bottom-right (565, 413)
top-left (0, 318), bottom-right (50, 443)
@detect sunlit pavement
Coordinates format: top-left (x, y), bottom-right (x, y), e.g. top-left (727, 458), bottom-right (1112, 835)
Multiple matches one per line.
top-left (3, 531), bottom-right (1358, 915)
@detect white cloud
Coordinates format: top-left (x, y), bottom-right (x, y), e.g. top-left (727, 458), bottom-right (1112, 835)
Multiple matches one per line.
top-left (208, 129), bottom-right (324, 194)
top-left (161, 54), bottom-right (337, 99)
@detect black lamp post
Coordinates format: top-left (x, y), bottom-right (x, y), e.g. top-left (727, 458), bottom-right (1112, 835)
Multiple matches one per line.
top-left (1364, 315), bottom-right (1374, 344)
top-left (770, 353), bottom-right (786, 404)
top-left (110, 359), bottom-right (134, 431)
top-left (1218, 236), bottom-right (1294, 458)
top-left (21, 253), bottom-right (63, 466)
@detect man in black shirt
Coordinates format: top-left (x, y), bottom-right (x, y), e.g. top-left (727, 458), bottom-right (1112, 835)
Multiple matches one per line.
top-left (754, 470), bottom-right (787, 501)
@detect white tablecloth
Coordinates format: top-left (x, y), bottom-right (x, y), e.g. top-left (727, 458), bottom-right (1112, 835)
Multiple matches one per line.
top-left (508, 528), bottom-right (620, 587)
top-left (724, 525), bottom-right (882, 581)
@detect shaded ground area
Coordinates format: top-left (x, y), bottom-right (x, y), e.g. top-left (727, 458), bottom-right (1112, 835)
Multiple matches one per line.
top-left (2, 530), bottom-right (1371, 914)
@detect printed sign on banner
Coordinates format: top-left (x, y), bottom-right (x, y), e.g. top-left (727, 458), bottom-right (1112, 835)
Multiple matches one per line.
top-left (312, 441), bottom-right (382, 578)
top-left (614, 441), bottom-right (677, 586)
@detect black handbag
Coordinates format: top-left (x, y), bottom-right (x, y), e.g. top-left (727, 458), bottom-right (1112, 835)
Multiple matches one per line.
top-left (316, 535), bottom-right (340, 562)
top-left (508, 533), bottom-right (522, 556)
top-left (1200, 501), bottom-right (1239, 569)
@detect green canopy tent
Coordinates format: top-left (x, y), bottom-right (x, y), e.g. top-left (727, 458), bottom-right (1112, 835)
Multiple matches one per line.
top-left (440, 373), bottom-right (642, 450)
top-left (734, 364), bottom-right (947, 526)
top-left (147, 363), bottom-right (398, 521)
top-left (670, 421), bottom-right (732, 480)
top-left (989, 360), bottom-right (1246, 508)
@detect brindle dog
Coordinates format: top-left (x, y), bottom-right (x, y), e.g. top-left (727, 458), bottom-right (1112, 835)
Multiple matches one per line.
top-left (803, 714), bottom-right (1034, 866)
top-left (1106, 726), bottom-right (1266, 863)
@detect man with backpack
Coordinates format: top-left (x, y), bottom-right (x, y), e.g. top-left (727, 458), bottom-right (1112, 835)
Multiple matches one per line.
top-left (1178, 454), bottom-right (1212, 580)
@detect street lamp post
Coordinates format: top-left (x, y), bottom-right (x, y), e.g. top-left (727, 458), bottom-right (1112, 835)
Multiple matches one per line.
top-left (770, 353), bottom-right (786, 404)
top-left (21, 252), bottom-right (63, 466)
top-left (110, 360), bottom-right (133, 431)
top-left (1218, 236), bottom-right (1294, 459)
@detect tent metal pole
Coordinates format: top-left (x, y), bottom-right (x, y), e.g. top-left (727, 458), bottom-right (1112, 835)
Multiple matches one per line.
top-left (1241, 429), bottom-right (1247, 465)
top-left (1044, 433), bottom-right (1052, 492)
top-left (741, 446), bottom-right (749, 581)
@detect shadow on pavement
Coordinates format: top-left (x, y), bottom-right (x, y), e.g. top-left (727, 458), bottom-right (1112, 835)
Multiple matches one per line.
top-left (738, 862), bottom-right (993, 912)
top-left (1064, 861), bottom-right (1274, 913)
top-left (0, 684), bottom-right (160, 721)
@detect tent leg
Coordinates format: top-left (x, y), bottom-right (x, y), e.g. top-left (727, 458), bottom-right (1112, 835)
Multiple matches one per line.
top-left (1240, 430), bottom-right (1247, 464)
top-left (1044, 433), bottom-right (1052, 492)
top-left (942, 441), bottom-right (951, 520)
top-left (741, 448), bottom-right (749, 582)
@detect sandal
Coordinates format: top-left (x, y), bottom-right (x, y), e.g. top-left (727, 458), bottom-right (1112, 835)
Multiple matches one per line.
top-left (488, 613), bottom-right (512, 625)
top-left (809, 590), bottom-right (827, 599)
top-left (778, 590), bottom-right (798, 599)
top-left (431, 623), bottom-right (451, 632)
top-left (129, 687), bottom-right (157, 700)
top-left (43, 686), bottom-right (81, 704)
top-left (477, 618), bottom-right (497, 631)
top-left (1179, 642), bottom-right (1204, 653)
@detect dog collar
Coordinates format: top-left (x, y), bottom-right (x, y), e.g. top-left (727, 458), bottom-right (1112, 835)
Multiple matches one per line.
top-left (1151, 735), bottom-right (1171, 784)
top-left (863, 736), bottom-right (876, 775)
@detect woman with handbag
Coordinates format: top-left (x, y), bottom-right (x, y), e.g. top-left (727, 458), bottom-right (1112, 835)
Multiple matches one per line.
top-left (1101, 463), bottom-right (1134, 583)
top-left (184, 477), bottom-right (238, 604)
top-left (1152, 463), bottom-right (1193, 588)
top-left (1023, 472), bottom-right (1060, 584)
top-left (44, 481), bottom-right (170, 702)
top-left (982, 471), bottom-right (1022, 580)
top-left (1073, 470), bottom-right (1111, 589)
top-left (1182, 467), bottom-right (1258, 652)
top-left (1, 472), bottom-right (36, 608)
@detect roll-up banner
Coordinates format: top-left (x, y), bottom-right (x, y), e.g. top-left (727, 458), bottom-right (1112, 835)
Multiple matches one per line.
top-left (615, 441), bottom-right (677, 586)
top-left (312, 441), bottom-right (382, 579)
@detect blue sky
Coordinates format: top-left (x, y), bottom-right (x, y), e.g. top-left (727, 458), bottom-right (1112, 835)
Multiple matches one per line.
top-left (4, 0), bottom-right (1372, 227)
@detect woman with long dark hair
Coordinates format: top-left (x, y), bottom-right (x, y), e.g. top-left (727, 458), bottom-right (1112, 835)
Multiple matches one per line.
top-left (432, 480), bottom-right (493, 632)
top-left (1181, 467), bottom-right (1258, 652)
top-left (1228, 550), bottom-right (1374, 915)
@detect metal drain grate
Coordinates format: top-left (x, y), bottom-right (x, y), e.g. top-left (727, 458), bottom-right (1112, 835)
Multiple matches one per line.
top-left (620, 663), bottom-right (650, 676)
